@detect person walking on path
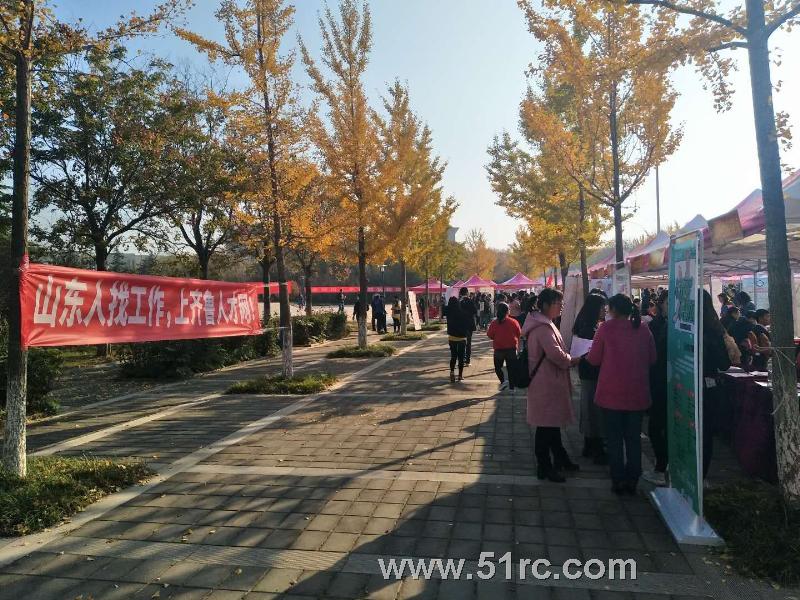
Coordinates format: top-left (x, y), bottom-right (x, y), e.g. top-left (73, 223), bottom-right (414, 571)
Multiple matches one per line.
top-left (571, 293), bottom-right (608, 465)
top-left (371, 294), bottom-right (387, 334)
top-left (459, 287), bottom-right (478, 366)
top-left (644, 290), bottom-right (669, 486)
top-left (521, 288), bottom-right (581, 483)
top-left (487, 302), bottom-right (522, 392)
top-left (337, 289), bottom-right (345, 314)
top-left (479, 294), bottom-right (492, 330)
top-left (587, 294), bottom-right (656, 496)
top-left (391, 296), bottom-right (401, 333)
top-left (445, 296), bottom-right (469, 383)
top-left (509, 293), bottom-right (524, 327)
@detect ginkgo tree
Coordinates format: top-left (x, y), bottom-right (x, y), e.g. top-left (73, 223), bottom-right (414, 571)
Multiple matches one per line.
top-left (462, 229), bottom-right (498, 281)
top-left (0, 0), bottom-right (188, 477)
top-left (178, 0), bottom-right (311, 378)
top-left (301, 0), bottom-right (380, 350)
top-left (518, 0), bottom-right (683, 266)
top-left (487, 128), bottom-right (609, 296)
top-left (286, 168), bottom-right (348, 316)
top-left (615, 0), bottom-right (800, 501)
top-left (374, 81), bottom-right (456, 334)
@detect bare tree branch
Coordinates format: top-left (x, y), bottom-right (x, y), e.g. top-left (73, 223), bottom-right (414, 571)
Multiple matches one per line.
top-left (627, 0), bottom-right (748, 36)
top-left (708, 40), bottom-right (748, 52)
top-left (767, 2), bottom-right (800, 37)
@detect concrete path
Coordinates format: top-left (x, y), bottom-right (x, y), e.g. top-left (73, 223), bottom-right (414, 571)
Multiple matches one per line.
top-left (0, 332), bottom-right (792, 599)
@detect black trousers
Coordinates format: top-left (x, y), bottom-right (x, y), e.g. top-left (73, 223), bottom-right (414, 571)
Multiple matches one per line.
top-left (449, 340), bottom-right (466, 374)
top-left (493, 349), bottom-right (516, 387)
top-left (465, 330), bottom-right (474, 363)
top-left (648, 390), bottom-right (669, 472)
top-left (703, 384), bottom-right (720, 478)
top-left (535, 426), bottom-right (568, 470)
top-left (392, 317), bottom-right (400, 333)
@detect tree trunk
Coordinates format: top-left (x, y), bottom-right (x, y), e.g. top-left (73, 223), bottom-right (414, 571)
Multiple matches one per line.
top-left (257, 9), bottom-right (292, 378)
top-left (94, 245), bottom-right (110, 358)
top-left (425, 262), bottom-right (430, 324)
top-left (558, 252), bottom-right (569, 289)
top-left (260, 252), bottom-right (272, 324)
top-left (400, 259), bottom-right (408, 335)
top-left (357, 225), bottom-right (368, 349)
top-left (3, 40), bottom-right (32, 478)
top-left (609, 79), bottom-right (624, 267)
top-left (304, 265), bottom-right (313, 316)
top-left (199, 252), bottom-right (210, 280)
top-left (579, 188), bottom-right (590, 298)
top-left (746, 0), bottom-right (800, 499)
top-left (275, 242), bottom-right (293, 379)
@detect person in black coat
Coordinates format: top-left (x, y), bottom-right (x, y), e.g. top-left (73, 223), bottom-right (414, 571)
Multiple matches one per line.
top-left (445, 296), bottom-right (469, 382)
top-left (645, 290), bottom-right (669, 485)
top-left (459, 287), bottom-right (478, 365)
top-left (702, 290), bottom-right (732, 478)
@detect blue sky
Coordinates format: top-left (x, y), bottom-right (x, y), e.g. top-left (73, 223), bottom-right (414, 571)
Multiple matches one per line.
top-left (57, 0), bottom-right (800, 249)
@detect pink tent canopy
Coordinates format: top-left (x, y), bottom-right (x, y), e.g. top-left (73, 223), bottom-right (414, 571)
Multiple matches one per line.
top-left (498, 273), bottom-right (538, 290)
top-left (462, 274), bottom-right (498, 288)
top-left (450, 280), bottom-right (464, 289)
top-left (410, 278), bottom-right (446, 293)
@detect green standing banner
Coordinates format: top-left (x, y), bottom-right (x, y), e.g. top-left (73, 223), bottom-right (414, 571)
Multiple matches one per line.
top-left (651, 231), bottom-right (722, 545)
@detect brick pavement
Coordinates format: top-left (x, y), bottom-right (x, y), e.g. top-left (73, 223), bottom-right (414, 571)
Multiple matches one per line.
top-left (0, 331), bottom-right (793, 599)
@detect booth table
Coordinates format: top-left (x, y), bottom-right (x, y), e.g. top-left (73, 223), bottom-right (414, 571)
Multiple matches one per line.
top-left (717, 370), bottom-right (800, 484)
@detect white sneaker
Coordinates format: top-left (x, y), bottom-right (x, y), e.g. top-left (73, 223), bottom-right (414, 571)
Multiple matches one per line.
top-left (498, 381), bottom-right (509, 391)
top-left (642, 470), bottom-right (667, 486)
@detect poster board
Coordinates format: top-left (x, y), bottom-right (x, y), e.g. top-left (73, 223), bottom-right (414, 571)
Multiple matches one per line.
top-left (612, 266), bottom-right (631, 297)
top-left (559, 276), bottom-right (584, 352)
top-left (407, 291), bottom-right (422, 331)
top-left (652, 230), bottom-right (721, 546)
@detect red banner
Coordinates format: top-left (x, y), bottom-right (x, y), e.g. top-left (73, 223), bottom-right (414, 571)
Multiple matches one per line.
top-left (309, 286), bottom-right (402, 294)
top-left (21, 262), bottom-right (269, 348)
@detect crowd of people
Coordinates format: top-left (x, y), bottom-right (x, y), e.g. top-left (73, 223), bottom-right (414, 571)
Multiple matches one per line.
top-left (442, 283), bottom-right (767, 495)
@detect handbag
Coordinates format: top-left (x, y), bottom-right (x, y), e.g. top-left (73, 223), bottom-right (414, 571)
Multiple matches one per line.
top-left (511, 345), bottom-right (546, 389)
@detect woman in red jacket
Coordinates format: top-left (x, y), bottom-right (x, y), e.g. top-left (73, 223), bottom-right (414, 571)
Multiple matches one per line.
top-left (587, 294), bottom-right (656, 495)
top-left (487, 302), bottom-right (522, 391)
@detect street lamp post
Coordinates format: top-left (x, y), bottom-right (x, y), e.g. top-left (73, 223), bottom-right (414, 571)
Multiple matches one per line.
top-left (380, 264), bottom-right (386, 299)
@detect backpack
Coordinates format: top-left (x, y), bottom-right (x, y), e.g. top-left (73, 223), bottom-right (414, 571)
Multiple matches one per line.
top-left (510, 345), bottom-right (546, 389)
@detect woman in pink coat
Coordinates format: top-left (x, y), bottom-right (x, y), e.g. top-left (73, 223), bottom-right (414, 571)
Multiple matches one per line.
top-left (521, 288), bottom-right (582, 482)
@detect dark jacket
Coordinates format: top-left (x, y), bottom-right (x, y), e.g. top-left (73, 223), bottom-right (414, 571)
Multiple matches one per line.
top-left (573, 320), bottom-right (600, 381)
top-left (649, 314), bottom-right (668, 403)
top-left (459, 296), bottom-right (478, 332)
top-left (704, 327), bottom-right (731, 379)
top-left (445, 302), bottom-right (469, 339)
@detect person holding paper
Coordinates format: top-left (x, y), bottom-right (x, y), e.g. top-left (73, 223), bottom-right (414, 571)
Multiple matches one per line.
top-left (587, 294), bottom-right (656, 496)
top-left (571, 293), bottom-right (608, 465)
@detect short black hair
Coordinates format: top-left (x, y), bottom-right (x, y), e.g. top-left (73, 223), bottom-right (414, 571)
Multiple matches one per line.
top-left (755, 308), bottom-right (770, 320)
top-left (745, 310), bottom-right (758, 320)
top-left (459, 287), bottom-right (468, 297)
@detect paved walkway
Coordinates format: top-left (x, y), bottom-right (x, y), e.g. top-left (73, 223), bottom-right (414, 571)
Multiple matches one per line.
top-left (0, 332), bottom-right (793, 599)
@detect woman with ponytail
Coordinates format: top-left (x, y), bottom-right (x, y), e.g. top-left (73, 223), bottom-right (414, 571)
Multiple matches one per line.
top-left (587, 294), bottom-right (656, 495)
top-left (487, 302), bottom-right (522, 391)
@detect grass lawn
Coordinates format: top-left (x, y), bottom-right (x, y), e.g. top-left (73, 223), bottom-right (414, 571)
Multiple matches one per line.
top-left (0, 456), bottom-right (151, 536)
top-left (327, 344), bottom-right (397, 359)
top-left (227, 373), bottom-right (337, 395)
top-left (705, 480), bottom-right (800, 586)
top-left (58, 347), bottom-right (114, 368)
top-left (381, 332), bottom-right (426, 342)
top-left (421, 323), bottom-right (443, 331)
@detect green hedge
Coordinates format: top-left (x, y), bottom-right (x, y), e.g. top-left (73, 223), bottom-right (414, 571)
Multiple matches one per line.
top-left (119, 312), bottom-right (348, 380)
top-left (292, 312), bottom-right (349, 346)
top-left (118, 327), bottom-right (279, 380)
top-left (0, 346), bottom-right (63, 417)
